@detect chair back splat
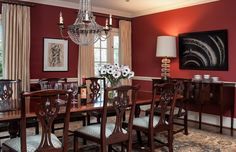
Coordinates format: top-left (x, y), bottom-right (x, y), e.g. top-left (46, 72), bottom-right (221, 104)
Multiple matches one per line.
top-left (0, 79), bottom-right (21, 111)
top-left (85, 77), bottom-right (106, 102)
top-left (102, 85), bottom-right (139, 145)
top-left (151, 83), bottom-right (177, 128)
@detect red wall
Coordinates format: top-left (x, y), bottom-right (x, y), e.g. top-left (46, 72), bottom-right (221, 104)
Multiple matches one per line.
top-left (132, 0), bottom-right (236, 91)
top-left (30, 4), bottom-right (119, 79)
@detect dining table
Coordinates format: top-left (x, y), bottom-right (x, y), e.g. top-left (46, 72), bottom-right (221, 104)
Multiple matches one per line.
top-left (0, 96), bottom-right (156, 138)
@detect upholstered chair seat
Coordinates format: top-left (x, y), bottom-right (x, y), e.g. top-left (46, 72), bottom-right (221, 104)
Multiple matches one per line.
top-left (133, 116), bottom-right (160, 128)
top-left (3, 134), bottom-right (61, 152)
top-left (76, 123), bottom-right (127, 139)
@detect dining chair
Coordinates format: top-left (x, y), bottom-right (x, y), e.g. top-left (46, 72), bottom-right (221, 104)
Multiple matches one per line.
top-left (171, 79), bottom-right (190, 135)
top-left (2, 89), bottom-right (73, 152)
top-left (73, 85), bottom-right (139, 152)
top-left (145, 78), bottom-right (189, 135)
top-left (39, 78), bottom-right (67, 89)
top-left (132, 83), bottom-right (177, 152)
top-left (0, 80), bottom-right (39, 140)
top-left (84, 77), bottom-right (107, 125)
top-left (39, 78), bottom-right (86, 133)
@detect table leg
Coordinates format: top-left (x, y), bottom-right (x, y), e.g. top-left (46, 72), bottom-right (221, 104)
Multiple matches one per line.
top-left (135, 105), bottom-right (141, 118)
top-left (9, 120), bottom-right (19, 138)
top-left (231, 103), bottom-right (234, 136)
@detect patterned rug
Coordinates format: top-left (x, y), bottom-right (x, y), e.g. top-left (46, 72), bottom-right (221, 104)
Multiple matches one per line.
top-left (66, 122), bottom-right (236, 152)
top-left (1, 121), bottom-right (236, 152)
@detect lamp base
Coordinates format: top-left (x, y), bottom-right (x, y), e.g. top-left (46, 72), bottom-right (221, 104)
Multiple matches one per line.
top-left (161, 57), bottom-right (171, 80)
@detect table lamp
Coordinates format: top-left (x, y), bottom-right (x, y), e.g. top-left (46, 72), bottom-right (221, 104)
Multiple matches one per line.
top-left (156, 36), bottom-right (176, 80)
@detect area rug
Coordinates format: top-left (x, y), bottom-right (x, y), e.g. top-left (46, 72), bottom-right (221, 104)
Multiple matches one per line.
top-left (1, 121), bottom-right (236, 152)
top-left (66, 122), bottom-right (236, 152)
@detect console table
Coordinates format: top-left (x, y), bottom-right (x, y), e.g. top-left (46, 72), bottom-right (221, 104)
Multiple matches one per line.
top-left (153, 78), bottom-right (235, 135)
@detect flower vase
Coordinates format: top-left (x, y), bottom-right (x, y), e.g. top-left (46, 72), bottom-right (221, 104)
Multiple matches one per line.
top-left (107, 81), bottom-right (121, 99)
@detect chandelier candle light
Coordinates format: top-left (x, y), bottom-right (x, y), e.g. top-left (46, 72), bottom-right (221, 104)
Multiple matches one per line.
top-left (58, 0), bottom-right (112, 46)
top-left (156, 36), bottom-right (177, 80)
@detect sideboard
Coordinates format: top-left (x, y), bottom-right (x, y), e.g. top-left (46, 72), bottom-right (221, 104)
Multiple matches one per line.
top-left (152, 78), bottom-right (235, 135)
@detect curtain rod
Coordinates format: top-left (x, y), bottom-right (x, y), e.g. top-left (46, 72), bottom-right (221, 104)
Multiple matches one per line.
top-left (0, 0), bottom-right (35, 7)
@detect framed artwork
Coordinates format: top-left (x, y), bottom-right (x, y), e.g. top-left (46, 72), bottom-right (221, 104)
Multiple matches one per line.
top-left (43, 38), bottom-right (68, 71)
top-left (179, 30), bottom-right (228, 70)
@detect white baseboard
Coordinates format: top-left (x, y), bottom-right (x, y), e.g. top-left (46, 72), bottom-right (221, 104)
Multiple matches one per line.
top-left (188, 111), bottom-right (236, 129)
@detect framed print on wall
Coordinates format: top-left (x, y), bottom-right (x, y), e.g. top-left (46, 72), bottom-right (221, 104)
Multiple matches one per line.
top-left (43, 38), bottom-right (68, 71)
top-left (179, 29), bottom-right (228, 70)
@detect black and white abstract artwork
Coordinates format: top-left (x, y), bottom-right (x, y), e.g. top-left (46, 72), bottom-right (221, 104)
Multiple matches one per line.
top-left (179, 30), bottom-right (228, 70)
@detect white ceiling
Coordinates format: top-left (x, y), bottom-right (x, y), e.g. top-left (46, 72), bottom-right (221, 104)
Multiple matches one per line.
top-left (23, 0), bottom-right (220, 17)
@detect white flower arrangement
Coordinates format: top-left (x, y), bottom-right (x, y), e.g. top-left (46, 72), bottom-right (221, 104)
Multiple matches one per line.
top-left (99, 63), bottom-right (134, 87)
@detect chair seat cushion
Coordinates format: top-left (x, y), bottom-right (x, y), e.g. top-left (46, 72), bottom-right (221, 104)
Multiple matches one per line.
top-left (133, 116), bottom-right (160, 128)
top-left (76, 123), bottom-right (127, 139)
top-left (164, 107), bottom-right (185, 116)
top-left (3, 134), bottom-right (61, 152)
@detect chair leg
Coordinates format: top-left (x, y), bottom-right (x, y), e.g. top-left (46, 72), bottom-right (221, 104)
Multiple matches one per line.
top-left (199, 105), bottom-right (202, 129)
top-left (35, 122), bottom-right (39, 135)
top-left (127, 140), bottom-right (132, 152)
top-left (108, 145), bottom-right (112, 152)
top-left (101, 144), bottom-right (106, 152)
top-left (168, 129), bottom-right (173, 152)
top-left (136, 131), bottom-right (143, 145)
top-left (184, 110), bottom-right (188, 135)
top-left (83, 117), bottom-right (86, 126)
top-left (149, 133), bottom-right (154, 152)
top-left (97, 116), bottom-right (101, 123)
top-left (74, 135), bottom-right (78, 152)
top-left (123, 111), bottom-right (126, 121)
top-left (87, 113), bottom-right (91, 125)
top-left (52, 122), bottom-right (55, 133)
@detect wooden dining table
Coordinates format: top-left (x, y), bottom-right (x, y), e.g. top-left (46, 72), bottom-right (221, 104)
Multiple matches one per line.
top-left (0, 97), bottom-right (154, 138)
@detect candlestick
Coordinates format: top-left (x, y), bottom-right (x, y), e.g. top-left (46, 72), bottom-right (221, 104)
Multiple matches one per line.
top-left (109, 14), bottom-right (112, 26)
top-left (59, 11), bottom-right (64, 24)
top-left (85, 11), bottom-right (89, 21)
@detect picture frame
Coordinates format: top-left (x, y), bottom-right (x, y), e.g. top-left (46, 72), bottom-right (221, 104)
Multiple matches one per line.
top-left (43, 38), bottom-right (68, 71)
top-left (179, 30), bottom-right (228, 70)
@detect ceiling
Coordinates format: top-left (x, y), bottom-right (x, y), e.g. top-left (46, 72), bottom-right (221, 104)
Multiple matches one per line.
top-left (23, 0), bottom-right (220, 17)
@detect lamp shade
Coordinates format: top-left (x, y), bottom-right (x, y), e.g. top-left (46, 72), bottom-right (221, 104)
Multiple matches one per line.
top-left (156, 36), bottom-right (177, 58)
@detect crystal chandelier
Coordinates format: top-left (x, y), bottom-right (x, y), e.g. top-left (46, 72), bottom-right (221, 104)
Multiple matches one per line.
top-left (58, 0), bottom-right (112, 46)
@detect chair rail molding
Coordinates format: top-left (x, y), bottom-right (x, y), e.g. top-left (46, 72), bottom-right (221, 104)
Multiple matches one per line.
top-left (133, 76), bottom-right (236, 86)
top-left (30, 78), bottom-right (78, 83)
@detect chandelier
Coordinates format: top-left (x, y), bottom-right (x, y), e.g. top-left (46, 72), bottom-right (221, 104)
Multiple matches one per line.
top-left (58, 0), bottom-right (112, 46)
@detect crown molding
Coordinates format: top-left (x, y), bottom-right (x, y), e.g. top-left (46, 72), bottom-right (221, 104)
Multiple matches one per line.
top-left (21, 0), bottom-right (133, 18)
top-left (132, 0), bottom-right (220, 17)
top-left (21, 0), bottom-right (219, 18)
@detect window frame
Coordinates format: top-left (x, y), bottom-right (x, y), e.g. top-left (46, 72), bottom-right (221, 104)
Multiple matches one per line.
top-left (94, 28), bottom-right (120, 76)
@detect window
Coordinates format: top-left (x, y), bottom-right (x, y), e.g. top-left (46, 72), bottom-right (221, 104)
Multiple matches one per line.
top-left (0, 15), bottom-right (3, 78)
top-left (94, 28), bottom-right (119, 76)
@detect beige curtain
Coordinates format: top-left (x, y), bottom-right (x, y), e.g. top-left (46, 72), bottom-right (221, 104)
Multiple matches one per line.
top-left (2, 4), bottom-right (31, 91)
top-left (78, 45), bottom-right (94, 85)
top-left (119, 20), bottom-right (132, 85)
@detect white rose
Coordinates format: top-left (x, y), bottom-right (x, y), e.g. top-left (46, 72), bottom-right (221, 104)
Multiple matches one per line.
top-left (122, 66), bottom-right (130, 73)
top-left (113, 71), bottom-right (121, 79)
top-left (107, 68), bottom-right (113, 74)
top-left (100, 68), bottom-right (106, 75)
top-left (128, 71), bottom-right (134, 79)
top-left (122, 71), bottom-right (128, 77)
